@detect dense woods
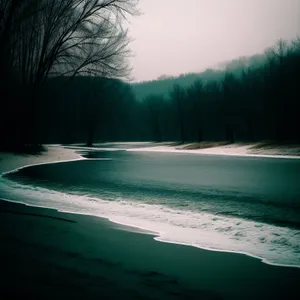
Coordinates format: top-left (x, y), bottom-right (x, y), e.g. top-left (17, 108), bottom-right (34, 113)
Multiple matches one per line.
top-left (38, 37), bottom-right (300, 146)
top-left (39, 77), bottom-right (142, 145)
top-left (0, 0), bottom-right (138, 151)
top-left (0, 1), bottom-right (299, 149)
top-left (133, 38), bottom-right (300, 144)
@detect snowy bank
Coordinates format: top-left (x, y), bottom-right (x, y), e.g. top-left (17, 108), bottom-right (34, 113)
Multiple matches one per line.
top-left (127, 142), bottom-right (300, 159)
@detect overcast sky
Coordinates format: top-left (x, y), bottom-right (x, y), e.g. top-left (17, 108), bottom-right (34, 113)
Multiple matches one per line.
top-left (129, 0), bottom-right (300, 82)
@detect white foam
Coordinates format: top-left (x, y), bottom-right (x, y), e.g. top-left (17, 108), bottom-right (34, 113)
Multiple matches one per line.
top-left (1, 176), bottom-right (299, 268)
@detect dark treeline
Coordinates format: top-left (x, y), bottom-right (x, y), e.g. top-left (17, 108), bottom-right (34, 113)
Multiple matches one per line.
top-left (3, 37), bottom-right (299, 148)
top-left (1, 1), bottom-right (299, 149)
top-left (132, 53), bottom-right (267, 101)
top-left (38, 77), bottom-right (144, 145)
top-left (137, 39), bottom-right (300, 144)
top-left (0, 0), bottom-right (138, 151)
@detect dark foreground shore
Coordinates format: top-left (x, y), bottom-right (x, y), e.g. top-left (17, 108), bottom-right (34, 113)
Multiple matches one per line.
top-left (1, 200), bottom-right (299, 300)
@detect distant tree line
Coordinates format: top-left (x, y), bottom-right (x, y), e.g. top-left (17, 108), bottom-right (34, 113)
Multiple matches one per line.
top-left (12, 38), bottom-right (300, 147)
top-left (1, 0), bottom-right (299, 150)
top-left (38, 76), bottom-right (142, 145)
top-left (139, 38), bottom-right (300, 143)
top-left (131, 53), bottom-right (267, 101)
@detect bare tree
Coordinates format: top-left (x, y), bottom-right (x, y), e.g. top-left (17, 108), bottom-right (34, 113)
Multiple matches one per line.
top-left (222, 73), bottom-right (240, 143)
top-left (264, 39), bottom-right (291, 141)
top-left (186, 79), bottom-right (204, 142)
top-left (0, 0), bottom-right (139, 148)
top-left (170, 84), bottom-right (186, 143)
top-left (292, 36), bottom-right (300, 54)
top-left (145, 94), bottom-right (164, 142)
top-left (3, 0), bottom-right (138, 84)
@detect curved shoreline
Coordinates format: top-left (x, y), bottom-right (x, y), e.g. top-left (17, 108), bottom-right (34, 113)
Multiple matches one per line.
top-left (1, 200), bottom-right (300, 300)
top-left (1, 145), bottom-right (300, 270)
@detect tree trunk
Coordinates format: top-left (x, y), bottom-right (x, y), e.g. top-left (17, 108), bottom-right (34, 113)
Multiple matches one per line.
top-left (197, 127), bottom-right (203, 143)
top-left (226, 127), bottom-right (234, 144)
top-left (86, 121), bottom-right (95, 147)
top-left (154, 118), bottom-right (161, 142)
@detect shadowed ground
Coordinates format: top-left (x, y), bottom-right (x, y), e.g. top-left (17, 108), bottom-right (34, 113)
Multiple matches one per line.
top-left (1, 200), bottom-right (300, 300)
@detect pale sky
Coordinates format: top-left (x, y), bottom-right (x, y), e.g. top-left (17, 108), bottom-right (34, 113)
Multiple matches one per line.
top-left (129, 0), bottom-right (300, 82)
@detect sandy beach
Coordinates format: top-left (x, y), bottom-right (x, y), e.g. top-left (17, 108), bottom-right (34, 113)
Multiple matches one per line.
top-left (1, 146), bottom-right (300, 299)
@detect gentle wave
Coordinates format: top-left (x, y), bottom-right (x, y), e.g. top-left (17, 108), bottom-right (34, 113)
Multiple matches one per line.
top-left (1, 176), bottom-right (299, 268)
top-left (4, 166), bottom-right (300, 231)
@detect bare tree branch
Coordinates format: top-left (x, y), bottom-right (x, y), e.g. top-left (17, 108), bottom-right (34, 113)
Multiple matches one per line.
top-left (1, 0), bottom-right (139, 86)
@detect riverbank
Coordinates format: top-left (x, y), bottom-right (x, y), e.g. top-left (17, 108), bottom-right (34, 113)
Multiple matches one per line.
top-left (59, 141), bottom-right (300, 159)
top-left (0, 145), bottom-right (82, 175)
top-left (1, 145), bottom-right (300, 299)
top-left (1, 200), bottom-right (300, 300)
top-left (127, 142), bottom-right (300, 159)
